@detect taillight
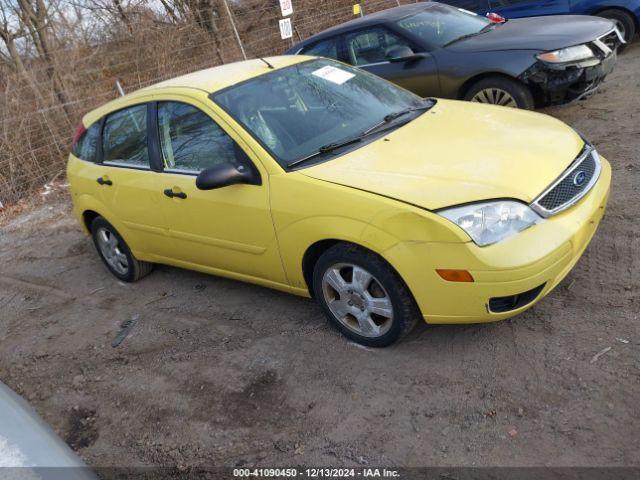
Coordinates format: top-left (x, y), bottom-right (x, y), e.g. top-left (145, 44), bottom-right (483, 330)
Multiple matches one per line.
top-left (72, 123), bottom-right (87, 149)
top-left (486, 12), bottom-right (506, 23)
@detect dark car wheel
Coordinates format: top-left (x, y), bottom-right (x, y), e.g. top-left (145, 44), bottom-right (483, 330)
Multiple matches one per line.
top-left (597, 9), bottom-right (636, 48)
top-left (90, 216), bottom-right (153, 282)
top-left (464, 76), bottom-right (534, 110)
top-left (312, 243), bottom-right (420, 347)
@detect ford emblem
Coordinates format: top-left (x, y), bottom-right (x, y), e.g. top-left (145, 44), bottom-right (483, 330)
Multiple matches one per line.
top-left (573, 171), bottom-right (587, 187)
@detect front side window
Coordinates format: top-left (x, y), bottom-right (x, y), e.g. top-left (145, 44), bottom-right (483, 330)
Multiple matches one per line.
top-left (157, 102), bottom-right (239, 173)
top-left (345, 28), bottom-right (414, 65)
top-left (213, 59), bottom-right (426, 168)
top-left (301, 37), bottom-right (340, 59)
top-left (73, 123), bottom-right (100, 162)
top-left (394, 4), bottom-right (492, 48)
top-left (102, 104), bottom-right (149, 168)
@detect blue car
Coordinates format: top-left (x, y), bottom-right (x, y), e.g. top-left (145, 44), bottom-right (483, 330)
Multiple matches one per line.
top-left (442, 0), bottom-right (638, 43)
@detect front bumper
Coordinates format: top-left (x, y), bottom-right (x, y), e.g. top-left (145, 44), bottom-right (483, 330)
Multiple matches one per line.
top-left (521, 51), bottom-right (617, 106)
top-left (384, 157), bottom-right (612, 324)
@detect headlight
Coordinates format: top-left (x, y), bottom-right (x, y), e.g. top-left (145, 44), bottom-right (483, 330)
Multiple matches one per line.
top-left (439, 201), bottom-right (541, 246)
top-left (536, 44), bottom-right (594, 63)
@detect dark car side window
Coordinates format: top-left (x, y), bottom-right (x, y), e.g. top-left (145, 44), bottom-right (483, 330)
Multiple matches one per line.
top-left (300, 37), bottom-right (340, 59)
top-left (490, 0), bottom-right (525, 6)
top-left (344, 27), bottom-right (415, 66)
top-left (441, 0), bottom-right (482, 11)
top-left (102, 104), bottom-right (149, 168)
top-left (157, 101), bottom-right (246, 174)
top-left (73, 123), bottom-right (100, 162)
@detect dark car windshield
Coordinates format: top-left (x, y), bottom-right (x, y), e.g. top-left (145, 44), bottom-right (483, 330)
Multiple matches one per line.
top-left (212, 59), bottom-right (426, 168)
top-left (394, 4), bottom-right (492, 48)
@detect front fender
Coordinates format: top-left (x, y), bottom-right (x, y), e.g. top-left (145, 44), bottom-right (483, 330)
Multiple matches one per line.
top-left (270, 173), bottom-right (467, 290)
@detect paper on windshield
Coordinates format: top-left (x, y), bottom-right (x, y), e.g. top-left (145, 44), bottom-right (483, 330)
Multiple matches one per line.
top-left (312, 66), bottom-right (355, 85)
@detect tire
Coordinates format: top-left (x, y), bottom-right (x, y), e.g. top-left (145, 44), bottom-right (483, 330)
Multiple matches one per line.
top-left (312, 243), bottom-right (420, 347)
top-left (597, 9), bottom-right (636, 48)
top-left (90, 216), bottom-right (153, 282)
top-left (464, 76), bottom-right (535, 110)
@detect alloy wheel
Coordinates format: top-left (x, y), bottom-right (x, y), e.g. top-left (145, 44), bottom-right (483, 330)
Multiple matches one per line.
top-left (96, 227), bottom-right (129, 275)
top-left (321, 263), bottom-right (394, 338)
top-left (471, 88), bottom-right (518, 107)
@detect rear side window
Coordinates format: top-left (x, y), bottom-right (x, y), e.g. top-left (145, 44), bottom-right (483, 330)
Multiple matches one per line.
top-left (157, 101), bottom-right (242, 173)
top-left (301, 37), bottom-right (340, 59)
top-left (73, 123), bottom-right (100, 162)
top-left (102, 104), bottom-right (149, 168)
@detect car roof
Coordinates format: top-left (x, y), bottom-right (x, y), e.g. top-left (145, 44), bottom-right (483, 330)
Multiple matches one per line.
top-left (290, 2), bottom-right (433, 50)
top-left (83, 55), bottom-right (311, 125)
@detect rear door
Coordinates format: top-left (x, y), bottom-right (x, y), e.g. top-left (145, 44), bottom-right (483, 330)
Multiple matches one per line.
top-left (342, 26), bottom-right (440, 97)
top-left (95, 102), bottom-right (166, 255)
top-left (487, 0), bottom-right (570, 18)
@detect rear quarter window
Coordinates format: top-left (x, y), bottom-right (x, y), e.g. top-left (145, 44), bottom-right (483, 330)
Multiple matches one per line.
top-left (301, 37), bottom-right (340, 59)
top-left (72, 123), bottom-right (100, 162)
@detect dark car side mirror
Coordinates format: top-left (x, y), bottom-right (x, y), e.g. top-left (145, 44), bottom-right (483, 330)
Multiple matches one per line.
top-left (195, 163), bottom-right (260, 190)
top-left (387, 46), bottom-right (426, 64)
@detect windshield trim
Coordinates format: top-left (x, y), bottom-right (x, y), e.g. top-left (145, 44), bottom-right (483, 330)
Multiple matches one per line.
top-left (209, 59), bottom-right (427, 172)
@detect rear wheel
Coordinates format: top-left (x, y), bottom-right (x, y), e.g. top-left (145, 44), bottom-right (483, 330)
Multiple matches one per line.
top-left (312, 243), bottom-right (420, 347)
top-left (464, 76), bottom-right (534, 110)
top-left (597, 9), bottom-right (636, 48)
top-left (90, 217), bottom-right (153, 282)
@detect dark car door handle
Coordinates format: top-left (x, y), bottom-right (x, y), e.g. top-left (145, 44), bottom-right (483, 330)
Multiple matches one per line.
top-left (96, 177), bottom-right (112, 186)
top-left (164, 188), bottom-right (187, 199)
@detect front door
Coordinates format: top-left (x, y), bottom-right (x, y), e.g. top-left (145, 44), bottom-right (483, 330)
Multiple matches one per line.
top-left (343, 26), bottom-right (440, 97)
top-left (153, 99), bottom-right (286, 284)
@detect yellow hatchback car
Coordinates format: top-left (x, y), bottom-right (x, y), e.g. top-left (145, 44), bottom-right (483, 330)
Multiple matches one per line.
top-left (68, 56), bottom-right (610, 347)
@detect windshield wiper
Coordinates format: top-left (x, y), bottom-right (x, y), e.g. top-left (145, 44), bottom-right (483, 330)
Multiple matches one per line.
top-left (363, 100), bottom-right (436, 136)
top-left (287, 100), bottom-right (435, 169)
top-left (287, 136), bottom-right (363, 168)
top-left (444, 23), bottom-right (495, 47)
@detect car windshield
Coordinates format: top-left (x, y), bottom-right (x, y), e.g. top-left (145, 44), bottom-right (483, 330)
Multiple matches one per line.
top-left (394, 4), bottom-right (492, 48)
top-left (212, 59), bottom-right (426, 168)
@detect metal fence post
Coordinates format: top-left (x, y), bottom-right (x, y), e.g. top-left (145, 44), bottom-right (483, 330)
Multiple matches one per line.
top-left (222, 0), bottom-right (247, 60)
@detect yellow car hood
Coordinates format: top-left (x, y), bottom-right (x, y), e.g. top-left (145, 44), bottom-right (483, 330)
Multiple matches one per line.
top-left (300, 100), bottom-right (585, 211)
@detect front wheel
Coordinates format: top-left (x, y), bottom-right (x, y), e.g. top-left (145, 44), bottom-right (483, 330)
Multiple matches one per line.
top-left (312, 243), bottom-right (420, 347)
top-left (464, 76), bottom-right (534, 110)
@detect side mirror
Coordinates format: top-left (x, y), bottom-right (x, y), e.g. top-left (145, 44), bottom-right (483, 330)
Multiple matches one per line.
top-left (387, 46), bottom-right (426, 64)
top-left (195, 163), bottom-right (260, 190)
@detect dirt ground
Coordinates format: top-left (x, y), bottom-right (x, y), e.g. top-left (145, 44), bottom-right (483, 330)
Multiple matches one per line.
top-left (1, 43), bottom-right (639, 471)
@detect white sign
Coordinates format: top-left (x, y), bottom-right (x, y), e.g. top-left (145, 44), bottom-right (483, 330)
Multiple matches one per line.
top-left (312, 65), bottom-right (355, 85)
top-left (279, 0), bottom-right (293, 16)
top-left (279, 18), bottom-right (293, 39)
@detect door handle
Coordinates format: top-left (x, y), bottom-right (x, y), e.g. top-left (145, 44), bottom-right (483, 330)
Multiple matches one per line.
top-left (164, 188), bottom-right (187, 199)
top-left (96, 177), bottom-right (112, 186)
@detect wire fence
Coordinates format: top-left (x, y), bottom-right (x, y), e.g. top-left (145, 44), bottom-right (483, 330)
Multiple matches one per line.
top-left (0, 0), bottom-right (413, 208)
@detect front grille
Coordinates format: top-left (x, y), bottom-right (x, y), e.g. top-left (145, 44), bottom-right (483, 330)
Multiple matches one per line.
top-left (599, 30), bottom-right (620, 52)
top-left (593, 29), bottom-right (622, 56)
top-left (531, 147), bottom-right (601, 217)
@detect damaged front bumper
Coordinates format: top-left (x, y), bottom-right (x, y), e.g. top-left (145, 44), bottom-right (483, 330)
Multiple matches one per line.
top-left (520, 29), bottom-right (621, 106)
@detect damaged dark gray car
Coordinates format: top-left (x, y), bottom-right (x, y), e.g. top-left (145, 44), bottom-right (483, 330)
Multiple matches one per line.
top-left (287, 1), bottom-right (624, 109)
